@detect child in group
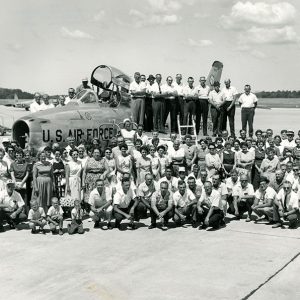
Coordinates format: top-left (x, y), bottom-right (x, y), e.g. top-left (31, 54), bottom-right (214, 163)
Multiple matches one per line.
top-left (47, 197), bottom-right (64, 235)
top-left (68, 199), bottom-right (84, 235)
top-left (28, 200), bottom-right (47, 234)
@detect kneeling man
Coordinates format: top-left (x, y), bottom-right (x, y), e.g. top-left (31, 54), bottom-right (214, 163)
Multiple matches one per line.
top-left (272, 181), bottom-right (299, 229)
top-left (197, 181), bottom-right (224, 229)
top-left (150, 181), bottom-right (174, 230)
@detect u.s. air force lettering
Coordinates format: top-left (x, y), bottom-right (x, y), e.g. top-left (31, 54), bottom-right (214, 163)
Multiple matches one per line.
top-left (42, 124), bottom-right (119, 143)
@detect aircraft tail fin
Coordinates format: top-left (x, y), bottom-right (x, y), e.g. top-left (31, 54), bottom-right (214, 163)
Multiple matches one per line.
top-left (206, 61), bottom-right (223, 89)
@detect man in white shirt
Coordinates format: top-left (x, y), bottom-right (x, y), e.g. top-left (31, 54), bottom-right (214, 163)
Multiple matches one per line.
top-left (196, 76), bottom-right (210, 136)
top-left (174, 73), bottom-right (184, 124)
top-left (40, 94), bottom-right (54, 110)
top-left (65, 88), bottom-right (76, 105)
top-left (252, 177), bottom-right (276, 222)
top-left (173, 180), bottom-right (197, 227)
top-left (168, 140), bottom-right (185, 174)
top-left (151, 74), bottom-right (165, 133)
top-left (159, 166), bottom-right (178, 193)
top-left (88, 179), bottom-right (113, 229)
top-left (221, 79), bottom-right (238, 137)
top-left (282, 130), bottom-right (296, 152)
top-left (129, 72), bottom-right (147, 125)
top-left (208, 81), bottom-right (224, 137)
top-left (0, 180), bottom-right (26, 232)
top-left (29, 92), bottom-right (42, 113)
top-left (229, 174), bottom-right (255, 221)
top-left (272, 181), bottom-right (299, 228)
top-left (76, 77), bottom-right (91, 94)
top-left (113, 178), bottom-right (139, 230)
top-left (150, 181), bottom-right (174, 230)
top-left (196, 181), bottom-right (224, 229)
top-left (238, 84), bottom-right (258, 137)
top-left (136, 174), bottom-right (159, 220)
top-left (161, 76), bottom-right (178, 133)
top-left (144, 74), bottom-right (155, 131)
top-left (183, 77), bottom-right (198, 135)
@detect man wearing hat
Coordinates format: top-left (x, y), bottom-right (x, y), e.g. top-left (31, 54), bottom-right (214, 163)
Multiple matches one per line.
top-left (129, 72), bottom-right (147, 125)
top-left (76, 77), bottom-right (91, 94)
top-left (282, 130), bottom-right (296, 152)
top-left (65, 88), bottom-right (76, 105)
top-left (208, 81), bottom-right (224, 137)
top-left (0, 180), bottom-right (27, 232)
top-left (29, 92), bottom-right (42, 113)
top-left (144, 75), bottom-right (155, 131)
top-left (1, 137), bottom-right (10, 151)
top-left (221, 79), bottom-right (238, 137)
top-left (196, 76), bottom-right (211, 136)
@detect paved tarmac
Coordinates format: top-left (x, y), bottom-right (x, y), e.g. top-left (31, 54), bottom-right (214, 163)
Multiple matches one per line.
top-left (0, 217), bottom-right (299, 300)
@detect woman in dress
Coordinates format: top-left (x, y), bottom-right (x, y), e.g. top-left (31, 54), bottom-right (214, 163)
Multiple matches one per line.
top-left (232, 140), bottom-right (241, 153)
top-left (52, 148), bottom-right (66, 199)
top-left (274, 135), bottom-right (284, 157)
top-left (235, 142), bottom-right (255, 180)
top-left (0, 148), bottom-right (9, 192)
top-left (136, 145), bottom-right (152, 184)
top-left (24, 150), bottom-right (35, 205)
top-left (252, 140), bottom-right (266, 190)
top-left (221, 142), bottom-right (236, 177)
top-left (10, 149), bottom-right (29, 201)
top-left (78, 145), bottom-right (89, 168)
top-left (103, 147), bottom-right (117, 186)
top-left (148, 145), bottom-right (160, 181)
top-left (83, 148), bottom-right (108, 203)
top-left (205, 143), bottom-right (222, 178)
top-left (121, 119), bottom-right (135, 150)
top-left (259, 148), bottom-right (280, 182)
top-left (66, 149), bottom-right (83, 202)
top-left (197, 139), bottom-right (209, 171)
top-left (32, 151), bottom-right (54, 212)
top-left (116, 143), bottom-right (132, 181)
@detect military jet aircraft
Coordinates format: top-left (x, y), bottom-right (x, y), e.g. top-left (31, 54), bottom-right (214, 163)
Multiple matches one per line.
top-left (1, 94), bottom-right (31, 110)
top-left (12, 65), bottom-right (132, 151)
top-left (12, 62), bottom-right (223, 152)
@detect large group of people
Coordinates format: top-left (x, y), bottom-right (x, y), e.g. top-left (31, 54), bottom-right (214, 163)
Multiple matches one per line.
top-left (0, 119), bottom-right (300, 234)
top-left (129, 72), bottom-right (257, 138)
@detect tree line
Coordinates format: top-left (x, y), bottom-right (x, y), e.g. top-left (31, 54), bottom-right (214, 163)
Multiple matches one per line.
top-left (0, 88), bottom-right (34, 99)
top-left (256, 90), bottom-right (300, 98)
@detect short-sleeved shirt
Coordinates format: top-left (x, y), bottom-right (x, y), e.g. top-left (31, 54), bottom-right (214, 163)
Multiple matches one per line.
top-left (238, 93), bottom-right (258, 108)
top-left (254, 187), bottom-right (276, 205)
top-left (173, 82), bottom-right (184, 96)
top-left (161, 84), bottom-right (177, 99)
top-left (183, 86), bottom-right (198, 98)
top-left (225, 177), bottom-right (240, 194)
top-left (129, 81), bottom-right (147, 98)
top-left (173, 189), bottom-right (196, 208)
top-left (47, 205), bottom-right (64, 217)
top-left (232, 183), bottom-right (255, 200)
top-left (196, 85), bottom-right (210, 99)
top-left (213, 183), bottom-right (228, 197)
top-left (137, 181), bottom-right (159, 199)
top-left (209, 90), bottom-right (224, 108)
top-left (9, 162), bottom-right (29, 180)
top-left (88, 187), bottom-right (112, 207)
top-left (71, 207), bottom-right (84, 220)
top-left (199, 189), bottom-right (223, 210)
top-left (30, 101), bottom-right (42, 113)
top-left (28, 207), bottom-right (46, 220)
top-left (159, 176), bottom-right (178, 192)
top-left (113, 188), bottom-right (136, 208)
top-left (0, 190), bottom-right (25, 212)
top-left (151, 191), bottom-right (173, 209)
top-left (276, 190), bottom-right (299, 211)
top-left (221, 86), bottom-right (238, 101)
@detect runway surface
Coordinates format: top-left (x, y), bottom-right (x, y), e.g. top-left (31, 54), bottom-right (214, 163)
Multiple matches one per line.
top-left (0, 105), bottom-right (300, 300)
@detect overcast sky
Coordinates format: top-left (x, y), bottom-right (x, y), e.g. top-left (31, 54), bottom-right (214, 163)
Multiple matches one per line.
top-left (1, 0), bottom-right (299, 94)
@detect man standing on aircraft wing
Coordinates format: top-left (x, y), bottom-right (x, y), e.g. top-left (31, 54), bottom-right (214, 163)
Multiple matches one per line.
top-left (129, 72), bottom-right (147, 125)
top-left (196, 76), bottom-right (210, 136)
top-left (152, 74), bottom-right (165, 133)
top-left (40, 94), bottom-right (54, 110)
top-left (221, 79), bottom-right (238, 137)
top-left (238, 84), bottom-right (258, 138)
top-left (144, 75), bottom-right (155, 131)
top-left (161, 76), bottom-right (178, 134)
top-left (76, 77), bottom-right (91, 94)
top-left (173, 74), bottom-right (184, 126)
top-left (29, 92), bottom-right (42, 113)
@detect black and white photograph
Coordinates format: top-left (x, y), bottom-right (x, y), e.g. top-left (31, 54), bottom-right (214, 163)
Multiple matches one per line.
top-left (0, 0), bottom-right (300, 299)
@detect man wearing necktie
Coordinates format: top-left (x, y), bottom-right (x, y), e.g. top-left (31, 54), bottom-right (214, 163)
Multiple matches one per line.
top-left (272, 181), bottom-right (299, 228)
top-left (152, 74), bottom-right (165, 133)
